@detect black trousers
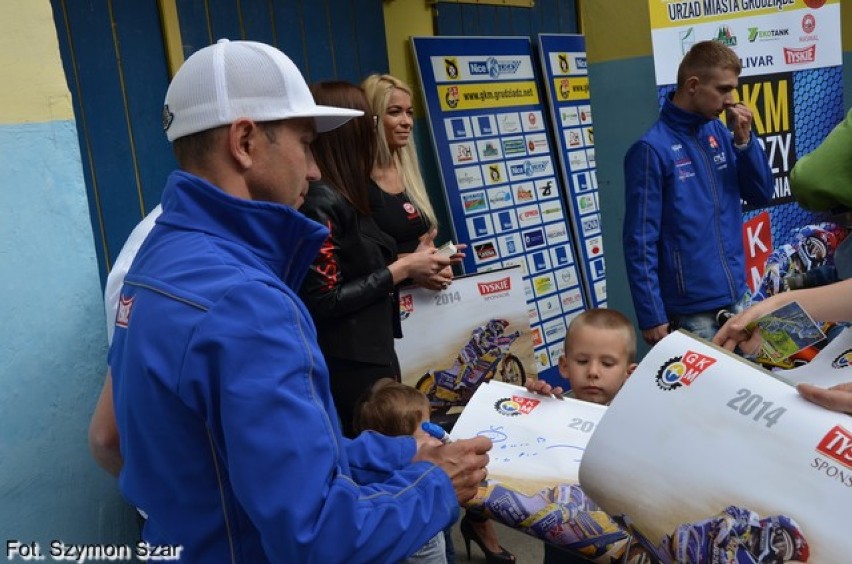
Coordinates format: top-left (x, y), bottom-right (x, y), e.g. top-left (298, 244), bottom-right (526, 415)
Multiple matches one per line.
top-left (325, 355), bottom-right (399, 438)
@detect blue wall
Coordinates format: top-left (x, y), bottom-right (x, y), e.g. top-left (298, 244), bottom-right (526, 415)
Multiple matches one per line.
top-left (0, 120), bottom-right (137, 540)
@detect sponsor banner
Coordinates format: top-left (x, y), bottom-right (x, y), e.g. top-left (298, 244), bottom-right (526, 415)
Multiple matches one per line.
top-left (581, 330), bottom-right (851, 562)
top-left (413, 36), bottom-right (588, 384)
top-left (396, 269), bottom-right (535, 414)
top-left (429, 55), bottom-right (536, 83)
top-left (650, 1), bottom-right (842, 84)
top-left (438, 82), bottom-right (540, 112)
top-left (538, 33), bottom-right (607, 307)
top-left (647, 0), bottom-right (846, 301)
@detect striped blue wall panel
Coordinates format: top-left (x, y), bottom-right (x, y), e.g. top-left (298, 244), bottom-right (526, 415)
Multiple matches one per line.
top-left (241, 0), bottom-right (277, 44)
top-left (52, 0), bottom-right (388, 285)
top-left (175, 0), bottom-right (213, 56)
top-left (434, 1), bottom-right (578, 38)
top-left (205, 0), bottom-right (243, 40)
top-left (270, 1), bottom-right (309, 72)
top-left (300, 2), bottom-right (335, 80)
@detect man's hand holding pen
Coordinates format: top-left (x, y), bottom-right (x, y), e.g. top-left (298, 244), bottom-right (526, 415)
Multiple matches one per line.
top-left (414, 432), bottom-right (492, 504)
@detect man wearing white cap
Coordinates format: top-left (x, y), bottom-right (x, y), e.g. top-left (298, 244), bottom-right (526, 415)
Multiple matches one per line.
top-left (108, 39), bottom-right (491, 562)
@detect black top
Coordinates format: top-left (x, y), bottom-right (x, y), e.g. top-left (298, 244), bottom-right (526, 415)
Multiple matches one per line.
top-left (368, 179), bottom-right (430, 254)
top-left (299, 180), bottom-right (401, 364)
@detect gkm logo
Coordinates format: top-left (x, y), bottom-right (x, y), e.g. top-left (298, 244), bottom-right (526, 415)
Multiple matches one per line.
top-left (477, 276), bottom-right (511, 296)
top-left (831, 350), bottom-right (852, 369)
top-left (494, 395), bottom-right (540, 417)
top-left (655, 350), bottom-right (717, 391)
top-left (816, 425), bottom-right (852, 469)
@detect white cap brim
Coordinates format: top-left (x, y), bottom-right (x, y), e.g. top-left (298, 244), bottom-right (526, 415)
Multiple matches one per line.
top-left (305, 106), bottom-right (364, 133)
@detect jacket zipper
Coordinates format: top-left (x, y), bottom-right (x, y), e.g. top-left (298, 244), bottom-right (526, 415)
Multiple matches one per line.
top-left (691, 132), bottom-right (737, 301)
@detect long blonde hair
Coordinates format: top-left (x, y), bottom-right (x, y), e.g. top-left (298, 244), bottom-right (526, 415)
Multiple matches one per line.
top-left (362, 73), bottom-right (437, 229)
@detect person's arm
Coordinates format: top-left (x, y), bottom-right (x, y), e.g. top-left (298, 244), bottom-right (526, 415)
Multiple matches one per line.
top-left (300, 198), bottom-right (396, 319)
top-left (190, 283), bottom-right (487, 562)
top-left (622, 141), bottom-right (669, 343)
top-left (713, 278), bottom-right (852, 353)
top-left (88, 369), bottom-right (123, 476)
top-left (789, 108), bottom-right (852, 211)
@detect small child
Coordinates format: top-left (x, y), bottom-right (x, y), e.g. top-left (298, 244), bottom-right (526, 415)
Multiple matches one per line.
top-left (354, 379), bottom-right (448, 564)
top-left (528, 308), bottom-right (638, 563)
top-left (557, 308), bottom-right (638, 405)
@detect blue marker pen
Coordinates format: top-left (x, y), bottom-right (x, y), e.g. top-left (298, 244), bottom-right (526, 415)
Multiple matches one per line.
top-left (421, 421), bottom-right (452, 444)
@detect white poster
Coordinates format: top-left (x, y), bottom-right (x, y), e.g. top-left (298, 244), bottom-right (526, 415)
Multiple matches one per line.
top-left (580, 330), bottom-right (851, 562)
top-left (451, 381), bottom-right (628, 561)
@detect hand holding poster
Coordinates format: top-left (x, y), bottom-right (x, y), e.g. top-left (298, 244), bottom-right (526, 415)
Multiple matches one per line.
top-left (579, 330), bottom-right (852, 562)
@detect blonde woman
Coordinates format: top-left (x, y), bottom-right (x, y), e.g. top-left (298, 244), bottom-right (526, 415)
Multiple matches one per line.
top-left (363, 74), bottom-right (463, 292)
top-left (363, 74), bottom-right (514, 564)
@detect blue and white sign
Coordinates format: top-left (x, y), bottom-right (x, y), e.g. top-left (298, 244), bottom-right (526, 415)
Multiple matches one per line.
top-left (538, 33), bottom-right (608, 309)
top-left (412, 36), bottom-right (589, 385)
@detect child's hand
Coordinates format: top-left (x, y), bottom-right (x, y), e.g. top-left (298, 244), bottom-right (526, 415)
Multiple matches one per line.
top-left (524, 378), bottom-right (564, 398)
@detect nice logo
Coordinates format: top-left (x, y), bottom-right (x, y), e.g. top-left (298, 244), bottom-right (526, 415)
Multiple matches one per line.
top-left (656, 350), bottom-right (717, 391)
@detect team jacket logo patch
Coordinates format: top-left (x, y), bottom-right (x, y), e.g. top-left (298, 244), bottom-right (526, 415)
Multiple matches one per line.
top-left (116, 294), bottom-right (134, 329)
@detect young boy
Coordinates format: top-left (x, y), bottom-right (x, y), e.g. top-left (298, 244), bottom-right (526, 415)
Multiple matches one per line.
top-left (354, 379), bottom-right (448, 564)
top-left (526, 308), bottom-right (638, 563)
top-left (531, 308), bottom-right (638, 405)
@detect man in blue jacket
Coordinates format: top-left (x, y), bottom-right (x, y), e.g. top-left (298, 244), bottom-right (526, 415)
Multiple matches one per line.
top-left (108, 39), bottom-right (491, 563)
top-left (623, 40), bottom-right (773, 345)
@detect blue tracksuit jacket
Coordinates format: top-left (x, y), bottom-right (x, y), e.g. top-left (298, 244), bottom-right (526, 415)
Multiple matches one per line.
top-left (622, 98), bottom-right (773, 330)
top-left (108, 171), bottom-right (457, 563)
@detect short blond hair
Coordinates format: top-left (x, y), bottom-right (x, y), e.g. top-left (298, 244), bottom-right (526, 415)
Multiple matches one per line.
top-left (353, 378), bottom-right (431, 436)
top-left (564, 308), bottom-right (637, 363)
top-left (677, 40), bottom-right (742, 89)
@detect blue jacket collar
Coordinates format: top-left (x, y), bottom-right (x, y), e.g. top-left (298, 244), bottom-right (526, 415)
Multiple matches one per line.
top-left (158, 170), bottom-right (328, 288)
top-left (660, 94), bottom-right (713, 133)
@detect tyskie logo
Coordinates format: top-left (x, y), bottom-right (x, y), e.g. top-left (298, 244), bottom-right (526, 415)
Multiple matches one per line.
top-left (656, 350), bottom-right (717, 391)
top-left (784, 45), bottom-right (816, 65)
top-left (477, 277), bottom-right (511, 296)
top-left (816, 425), bottom-right (852, 469)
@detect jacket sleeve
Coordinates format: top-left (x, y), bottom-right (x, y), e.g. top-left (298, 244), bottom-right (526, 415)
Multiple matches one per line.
top-left (300, 198), bottom-right (395, 320)
top-left (789, 107), bottom-right (852, 211)
top-left (733, 133), bottom-right (774, 206)
top-left (623, 141), bottom-right (669, 330)
top-left (345, 431), bottom-right (419, 484)
top-left (185, 282), bottom-right (458, 564)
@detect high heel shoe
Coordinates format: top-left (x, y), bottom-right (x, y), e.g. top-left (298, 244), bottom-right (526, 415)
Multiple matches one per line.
top-left (459, 514), bottom-right (516, 563)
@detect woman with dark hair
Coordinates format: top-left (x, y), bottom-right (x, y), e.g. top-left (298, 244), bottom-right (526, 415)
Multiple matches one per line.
top-left (299, 81), bottom-right (451, 438)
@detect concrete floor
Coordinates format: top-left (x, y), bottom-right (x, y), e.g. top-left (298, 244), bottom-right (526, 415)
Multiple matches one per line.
top-left (447, 513), bottom-right (544, 564)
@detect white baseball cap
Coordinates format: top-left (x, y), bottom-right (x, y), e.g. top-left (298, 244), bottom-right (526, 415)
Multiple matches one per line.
top-left (162, 39), bottom-right (362, 142)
